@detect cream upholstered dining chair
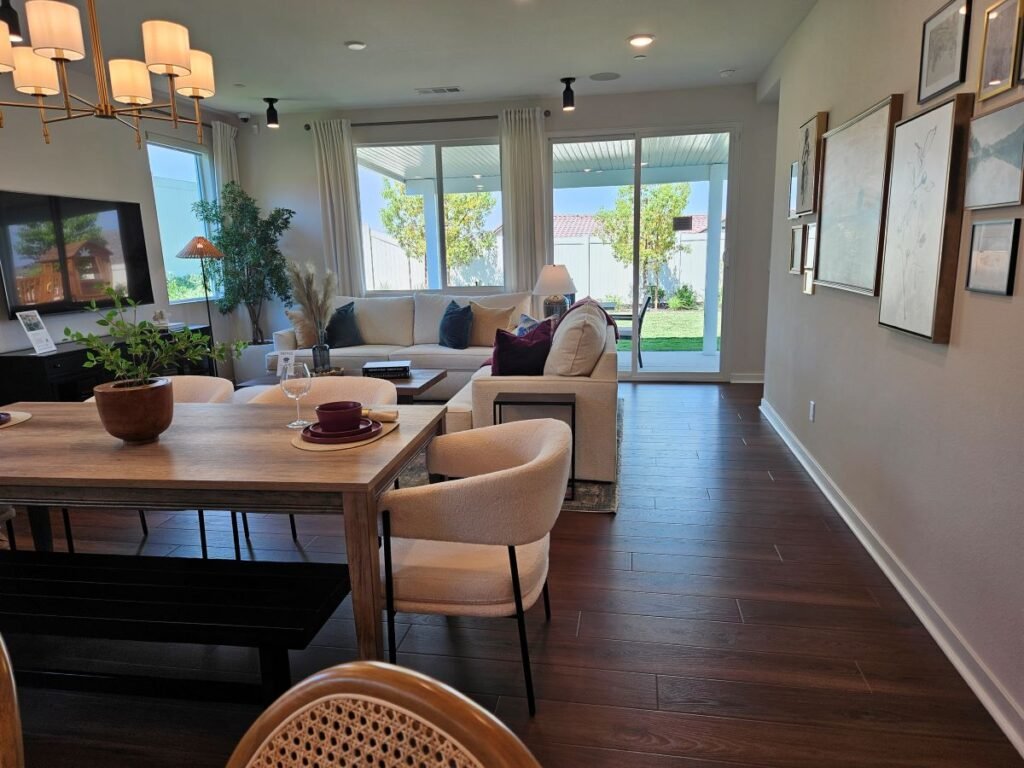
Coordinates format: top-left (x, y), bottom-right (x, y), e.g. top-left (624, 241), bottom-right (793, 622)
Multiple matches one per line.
top-left (378, 419), bottom-right (572, 716)
top-left (227, 661), bottom-right (540, 768)
top-left (245, 376), bottom-right (399, 541)
top-left (0, 633), bottom-right (24, 768)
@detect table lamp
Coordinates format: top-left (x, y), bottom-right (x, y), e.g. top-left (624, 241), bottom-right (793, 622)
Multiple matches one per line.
top-left (534, 264), bottom-right (577, 319)
top-left (176, 235), bottom-right (225, 374)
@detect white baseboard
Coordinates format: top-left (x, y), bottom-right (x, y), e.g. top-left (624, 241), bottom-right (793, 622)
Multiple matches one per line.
top-left (760, 398), bottom-right (1024, 758)
top-left (730, 372), bottom-right (764, 384)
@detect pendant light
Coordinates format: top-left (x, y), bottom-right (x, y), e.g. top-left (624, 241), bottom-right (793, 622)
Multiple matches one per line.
top-left (264, 97), bottom-right (279, 128)
top-left (560, 77), bottom-right (575, 112)
top-left (0, 0), bottom-right (22, 43)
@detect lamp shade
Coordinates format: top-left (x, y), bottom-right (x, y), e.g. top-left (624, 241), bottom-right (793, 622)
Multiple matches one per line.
top-left (142, 20), bottom-right (191, 76)
top-left (175, 49), bottom-right (214, 98)
top-left (0, 22), bottom-right (13, 72)
top-left (176, 236), bottom-right (224, 260)
top-left (25, 0), bottom-right (84, 61)
top-left (109, 59), bottom-right (153, 105)
top-left (12, 45), bottom-right (58, 95)
top-left (533, 264), bottom-right (577, 296)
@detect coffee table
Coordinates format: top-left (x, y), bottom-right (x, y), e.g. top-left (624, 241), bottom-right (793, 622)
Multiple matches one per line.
top-left (237, 369), bottom-right (447, 404)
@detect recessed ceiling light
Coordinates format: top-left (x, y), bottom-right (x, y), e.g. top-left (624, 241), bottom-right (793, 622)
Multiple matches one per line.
top-left (640, 161), bottom-right (649, 167)
top-left (595, 170), bottom-right (603, 174)
top-left (719, 68), bottom-right (736, 79)
top-left (628, 34), bottom-right (655, 48)
top-left (233, 83), bottom-right (245, 88)
top-left (472, 173), bottom-right (482, 179)
top-left (632, 54), bottom-right (647, 61)
top-left (583, 168), bottom-right (592, 173)
top-left (476, 185), bottom-right (484, 190)
top-left (345, 40), bottom-right (367, 51)
top-left (590, 72), bottom-right (621, 81)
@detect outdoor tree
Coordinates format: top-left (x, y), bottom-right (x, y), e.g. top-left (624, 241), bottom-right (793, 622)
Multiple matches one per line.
top-left (380, 179), bottom-right (497, 285)
top-left (595, 183), bottom-right (691, 309)
top-left (16, 214), bottom-right (106, 263)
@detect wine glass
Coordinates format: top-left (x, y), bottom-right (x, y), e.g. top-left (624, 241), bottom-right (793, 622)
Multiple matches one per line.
top-left (280, 363), bottom-right (313, 429)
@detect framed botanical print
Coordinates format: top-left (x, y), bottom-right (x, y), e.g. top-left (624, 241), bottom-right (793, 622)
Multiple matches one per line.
top-left (965, 98), bottom-right (1024, 208)
top-left (804, 222), bottom-right (818, 271)
top-left (979, 0), bottom-right (1021, 101)
top-left (919, 0), bottom-right (972, 103)
top-left (967, 219), bottom-right (1019, 294)
top-left (878, 94), bottom-right (974, 343)
top-left (803, 269), bottom-right (815, 295)
top-left (790, 225), bottom-right (804, 274)
top-left (789, 161), bottom-right (799, 219)
top-left (795, 112), bottom-right (828, 215)
top-left (816, 95), bottom-right (904, 295)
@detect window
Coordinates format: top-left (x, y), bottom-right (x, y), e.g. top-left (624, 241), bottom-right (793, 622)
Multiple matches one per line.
top-left (356, 142), bottom-right (503, 292)
top-left (146, 142), bottom-right (214, 303)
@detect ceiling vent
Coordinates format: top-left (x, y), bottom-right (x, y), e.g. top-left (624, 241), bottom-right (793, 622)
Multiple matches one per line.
top-left (415, 86), bottom-right (463, 95)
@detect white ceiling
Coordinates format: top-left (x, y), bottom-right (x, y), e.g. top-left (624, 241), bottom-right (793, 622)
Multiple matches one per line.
top-left (52, 0), bottom-right (814, 114)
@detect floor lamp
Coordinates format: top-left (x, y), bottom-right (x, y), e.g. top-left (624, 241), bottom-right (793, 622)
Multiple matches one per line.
top-left (175, 236), bottom-right (225, 376)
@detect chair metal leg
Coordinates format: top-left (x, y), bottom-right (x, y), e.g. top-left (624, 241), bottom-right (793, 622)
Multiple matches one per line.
top-left (197, 510), bottom-right (208, 559)
top-left (62, 508), bottom-right (75, 554)
top-left (288, 514), bottom-right (298, 541)
top-left (241, 512), bottom-right (250, 540)
top-left (230, 512), bottom-right (241, 561)
top-left (4, 520), bottom-right (15, 551)
top-left (508, 545), bottom-right (536, 716)
top-left (543, 580), bottom-right (551, 622)
top-left (138, 510), bottom-right (149, 537)
top-left (382, 511), bottom-right (397, 665)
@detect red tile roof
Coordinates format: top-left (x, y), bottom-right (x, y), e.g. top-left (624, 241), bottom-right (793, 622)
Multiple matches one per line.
top-left (550, 213), bottom-right (710, 238)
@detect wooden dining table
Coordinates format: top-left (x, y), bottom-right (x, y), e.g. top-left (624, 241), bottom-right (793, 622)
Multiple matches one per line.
top-left (0, 401), bottom-right (446, 660)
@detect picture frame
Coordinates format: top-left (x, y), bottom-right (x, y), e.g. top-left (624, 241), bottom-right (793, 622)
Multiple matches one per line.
top-left (816, 94), bottom-right (904, 295)
top-left (967, 218), bottom-right (1019, 293)
top-left (804, 221), bottom-right (818, 271)
top-left (795, 112), bottom-right (829, 215)
top-left (919, 0), bottom-right (972, 103)
top-left (803, 269), bottom-right (816, 295)
top-left (965, 97), bottom-right (1024, 208)
top-left (878, 94), bottom-right (974, 343)
top-left (790, 225), bottom-right (804, 274)
top-left (788, 161), bottom-right (800, 219)
top-left (978, 0), bottom-right (1021, 101)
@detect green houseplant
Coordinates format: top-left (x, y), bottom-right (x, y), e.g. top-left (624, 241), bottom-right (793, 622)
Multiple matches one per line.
top-left (192, 182), bottom-right (296, 344)
top-left (66, 288), bottom-right (244, 444)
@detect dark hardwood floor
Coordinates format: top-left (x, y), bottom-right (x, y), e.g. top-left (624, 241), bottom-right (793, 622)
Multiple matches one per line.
top-left (5, 384), bottom-right (1020, 767)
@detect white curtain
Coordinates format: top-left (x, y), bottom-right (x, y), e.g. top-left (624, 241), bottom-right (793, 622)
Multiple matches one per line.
top-left (210, 121), bottom-right (239, 192)
top-left (499, 107), bottom-right (551, 294)
top-left (311, 118), bottom-right (365, 296)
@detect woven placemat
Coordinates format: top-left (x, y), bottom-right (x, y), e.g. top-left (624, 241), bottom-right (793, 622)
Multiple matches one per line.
top-left (291, 420), bottom-right (399, 452)
top-left (0, 412), bottom-right (32, 430)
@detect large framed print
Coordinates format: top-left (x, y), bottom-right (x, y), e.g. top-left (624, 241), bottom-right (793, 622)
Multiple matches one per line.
top-left (967, 219), bottom-right (1019, 294)
top-left (878, 94), bottom-right (974, 343)
top-left (815, 95), bottom-right (904, 295)
top-left (978, 0), bottom-right (1021, 101)
top-left (919, 0), bottom-right (972, 103)
top-left (965, 98), bottom-right (1024, 208)
top-left (795, 112), bottom-right (828, 215)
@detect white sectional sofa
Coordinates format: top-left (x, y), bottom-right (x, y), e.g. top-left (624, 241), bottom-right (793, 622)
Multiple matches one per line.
top-left (267, 292), bottom-right (532, 401)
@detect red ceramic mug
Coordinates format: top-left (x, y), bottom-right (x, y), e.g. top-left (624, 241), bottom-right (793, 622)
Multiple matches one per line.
top-left (315, 400), bottom-right (363, 432)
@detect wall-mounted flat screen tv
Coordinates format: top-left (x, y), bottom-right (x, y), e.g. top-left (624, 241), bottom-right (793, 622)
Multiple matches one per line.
top-left (0, 191), bottom-right (153, 319)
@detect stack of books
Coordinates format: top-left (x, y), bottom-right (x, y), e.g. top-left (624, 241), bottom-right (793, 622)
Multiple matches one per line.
top-left (362, 360), bottom-right (411, 380)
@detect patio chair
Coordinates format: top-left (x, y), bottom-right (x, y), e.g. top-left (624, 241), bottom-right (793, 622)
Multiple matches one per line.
top-left (615, 294), bottom-right (652, 368)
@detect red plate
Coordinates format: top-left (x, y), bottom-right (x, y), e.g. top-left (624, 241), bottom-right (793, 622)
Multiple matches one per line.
top-left (308, 418), bottom-right (374, 438)
top-left (302, 419), bottom-right (383, 444)
top-left (0, 413), bottom-right (9, 426)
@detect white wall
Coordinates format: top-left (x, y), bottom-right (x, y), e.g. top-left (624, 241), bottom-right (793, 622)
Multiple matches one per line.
top-left (236, 83), bottom-right (777, 379)
top-left (760, 0), bottom-right (1024, 752)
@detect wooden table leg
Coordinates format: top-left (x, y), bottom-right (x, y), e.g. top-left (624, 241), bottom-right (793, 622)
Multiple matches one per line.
top-left (26, 506), bottom-right (53, 552)
top-left (342, 490), bottom-right (384, 660)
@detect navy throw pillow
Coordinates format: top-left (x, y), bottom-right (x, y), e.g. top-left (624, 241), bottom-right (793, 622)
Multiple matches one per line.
top-left (325, 302), bottom-right (364, 347)
top-left (439, 300), bottom-right (472, 349)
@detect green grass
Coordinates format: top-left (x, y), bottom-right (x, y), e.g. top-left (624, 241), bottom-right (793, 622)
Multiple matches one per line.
top-left (615, 308), bottom-right (721, 352)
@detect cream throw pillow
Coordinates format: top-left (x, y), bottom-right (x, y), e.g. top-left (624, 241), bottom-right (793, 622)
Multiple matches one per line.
top-left (469, 301), bottom-right (515, 347)
top-left (544, 304), bottom-right (607, 376)
top-left (285, 309), bottom-right (318, 348)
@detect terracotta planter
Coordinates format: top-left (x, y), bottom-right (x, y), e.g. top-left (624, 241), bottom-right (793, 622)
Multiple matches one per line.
top-left (93, 378), bottom-right (174, 444)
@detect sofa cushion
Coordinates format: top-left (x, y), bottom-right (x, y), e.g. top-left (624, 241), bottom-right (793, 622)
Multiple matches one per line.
top-left (439, 301), bottom-right (473, 349)
top-left (333, 295), bottom-right (414, 346)
top-left (267, 345), bottom-right (404, 374)
top-left (392, 344), bottom-right (492, 372)
top-left (325, 302), bottom-right (364, 347)
top-left (544, 302), bottom-right (607, 377)
top-left (414, 292), bottom-right (531, 344)
top-left (469, 301), bottom-right (515, 347)
top-left (492, 320), bottom-right (553, 376)
top-left (285, 309), bottom-right (317, 348)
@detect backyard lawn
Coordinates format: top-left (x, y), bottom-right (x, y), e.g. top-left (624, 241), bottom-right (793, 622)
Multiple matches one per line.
top-left (615, 308), bottom-right (721, 352)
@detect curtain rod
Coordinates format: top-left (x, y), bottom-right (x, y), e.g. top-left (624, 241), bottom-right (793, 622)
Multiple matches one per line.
top-left (303, 110), bottom-right (550, 131)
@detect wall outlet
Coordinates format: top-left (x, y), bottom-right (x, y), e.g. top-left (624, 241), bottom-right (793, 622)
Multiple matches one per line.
top-left (808, 400), bottom-right (816, 422)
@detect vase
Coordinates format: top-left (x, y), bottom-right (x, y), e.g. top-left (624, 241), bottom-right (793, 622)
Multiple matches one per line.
top-left (93, 377), bottom-right (174, 444)
top-left (311, 331), bottom-right (331, 375)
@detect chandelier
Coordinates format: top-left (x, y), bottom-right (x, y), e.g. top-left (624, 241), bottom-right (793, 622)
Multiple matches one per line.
top-left (0, 0), bottom-right (214, 147)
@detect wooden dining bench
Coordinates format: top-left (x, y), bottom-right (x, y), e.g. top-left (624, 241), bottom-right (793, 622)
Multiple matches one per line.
top-left (0, 551), bottom-right (350, 703)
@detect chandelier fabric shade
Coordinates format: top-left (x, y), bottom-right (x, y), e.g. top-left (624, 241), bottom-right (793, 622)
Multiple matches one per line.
top-left (12, 45), bottom-right (59, 95)
top-left (109, 58), bottom-right (152, 105)
top-left (25, 0), bottom-right (84, 61)
top-left (0, 22), bottom-right (13, 73)
top-left (142, 20), bottom-right (190, 76)
top-left (175, 49), bottom-right (214, 98)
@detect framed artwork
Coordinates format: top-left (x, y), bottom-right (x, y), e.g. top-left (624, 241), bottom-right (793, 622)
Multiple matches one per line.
top-left (816, 95), bottom-right (904, 295)
top-left (804, 222), bottom-right (818, 271)
top-left (795, 112), bottom-right (828, 215)
top-left (965, 98), bottom-right (1024, 208)
top-left (789, 161), bottom-right (799, 219)
top-left (803, 269), bottom-right (815, 295)
top-left (790, 225), bottom-right (804, 274)
top-left (967, 219), bottom-right (1019, 293)
top-left (979, 0), bottom-right (1020, 101)
top-left (878, 94), bottom-right (974, 343)
top-left (919, 0), bottom-right (972, 103)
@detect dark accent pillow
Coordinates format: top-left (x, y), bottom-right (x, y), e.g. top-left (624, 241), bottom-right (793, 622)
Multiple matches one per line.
top-left (325, 302), bottom-right (364, 347)
top-left (439, 300), bottom-right (472, 349)
top-left (491, 318), bottom-right (554, 376)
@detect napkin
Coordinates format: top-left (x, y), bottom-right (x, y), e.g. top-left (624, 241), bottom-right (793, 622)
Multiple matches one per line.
top-left (363, 407), bottom-right (399, 423)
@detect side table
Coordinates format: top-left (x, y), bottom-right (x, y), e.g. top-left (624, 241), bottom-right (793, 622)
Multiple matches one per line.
top-left (493, 391), bottom-right (576, 500)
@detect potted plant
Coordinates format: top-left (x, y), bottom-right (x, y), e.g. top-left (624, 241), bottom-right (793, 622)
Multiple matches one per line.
top-left (65, 288), bottom-right (245, 444)
top-left (192, 182), bottom-right (295, 344)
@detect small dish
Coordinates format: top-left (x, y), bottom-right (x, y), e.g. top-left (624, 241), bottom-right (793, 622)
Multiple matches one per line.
top-left (302, 419), bottom-right (383, 445)
top-left (307, 418), bottom-right (374, 438)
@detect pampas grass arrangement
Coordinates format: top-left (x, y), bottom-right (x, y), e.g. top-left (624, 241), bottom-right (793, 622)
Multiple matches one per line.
top-left (287, 262), bottom-right (335, 339)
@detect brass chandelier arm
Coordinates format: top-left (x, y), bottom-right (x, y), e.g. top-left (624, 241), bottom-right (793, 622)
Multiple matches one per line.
top-left (0, 99), bottom-right (92, 113)
top-left (43, 111), bottom-right (98, 126)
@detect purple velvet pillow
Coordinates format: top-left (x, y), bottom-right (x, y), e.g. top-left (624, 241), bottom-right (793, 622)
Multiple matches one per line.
top-left (491, 319), bottom-right (554, 376)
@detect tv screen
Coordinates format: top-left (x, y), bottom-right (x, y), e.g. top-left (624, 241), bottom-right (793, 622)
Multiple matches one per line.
top-left (0, 191), bottom-right (154, 318)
